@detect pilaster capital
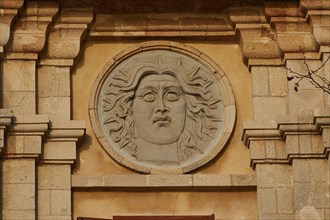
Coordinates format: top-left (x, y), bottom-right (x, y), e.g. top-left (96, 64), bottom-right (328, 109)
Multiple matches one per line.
top-left (242, 109), bottom-right (330, 168)
top-left (4, 1), bottom-right (59, 59)
top-left (39, 8), bottom-right (94, 68)
top-left (41, 120), bottom-right (86, 164)
top-left (0, 0), bottom-right (24, 53)
top-left (4, 114), bottom-right (50, 158)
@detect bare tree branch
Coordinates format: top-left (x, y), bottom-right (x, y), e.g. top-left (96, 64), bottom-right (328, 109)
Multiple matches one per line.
top-left (286, 49), bottom-right (330, 94)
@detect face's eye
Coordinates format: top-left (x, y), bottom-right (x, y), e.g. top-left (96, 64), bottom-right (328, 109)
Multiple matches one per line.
top-left (165, 91), bottom-right (181, 101)
top-left (141, 92), bottom-right (156, 102)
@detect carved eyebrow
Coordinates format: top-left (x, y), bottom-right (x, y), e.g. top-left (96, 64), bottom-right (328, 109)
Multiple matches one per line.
top-left (135, 86), bottom-right (157, 96)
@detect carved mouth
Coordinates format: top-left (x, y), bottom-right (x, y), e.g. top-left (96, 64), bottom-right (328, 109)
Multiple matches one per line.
top-left (153, 116), bottom-right (172, 124)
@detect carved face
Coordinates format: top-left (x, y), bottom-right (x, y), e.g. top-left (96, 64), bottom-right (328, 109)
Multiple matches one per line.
top-left (132, 74), bottom-right (186, 145)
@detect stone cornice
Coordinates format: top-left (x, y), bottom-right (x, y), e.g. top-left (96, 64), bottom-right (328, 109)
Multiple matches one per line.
top-left (0, 0), bottom-right (24, 53)
top-left (4, 1), bottom-right (58, 58)
top-left (242, 109), bottom-right (330, 168)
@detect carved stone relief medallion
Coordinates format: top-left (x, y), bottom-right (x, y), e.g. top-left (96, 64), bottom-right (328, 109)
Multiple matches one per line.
top-left (89, 41), bottom-right (236, 174)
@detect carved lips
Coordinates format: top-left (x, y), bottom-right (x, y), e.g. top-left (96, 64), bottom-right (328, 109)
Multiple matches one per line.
top-left (152, 115), bottom-right (172, 125)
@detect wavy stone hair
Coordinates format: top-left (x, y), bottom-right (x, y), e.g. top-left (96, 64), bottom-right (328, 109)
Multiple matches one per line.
top-left (102, 56), bottom-right (221, 162)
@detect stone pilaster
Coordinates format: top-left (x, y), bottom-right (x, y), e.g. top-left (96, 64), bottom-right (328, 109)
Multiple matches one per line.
top-left (2, 1), bottom-right (58, 114)
top-left (243, 110), bottom-right (330, 219)
top-left (2, 114), bottom-right (49, 220)
top-left (1, 2), bottom-right (58, 219)
top-left (36, 7), bottom-right (91, 220)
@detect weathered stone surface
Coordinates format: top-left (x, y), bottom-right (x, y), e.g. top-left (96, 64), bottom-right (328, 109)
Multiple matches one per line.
top-left (256, 164), bottom-right (292, 188)
top-left (277, 188), bottom-right (294, 214)
top-left (42, 141), bottom-right (76, 161)
top-left (258, 188), bottom-right (277, 214)
top-left (38, 190), bottom-right (51, 216)
top-left (253, 97), bottom-right (287, 120)
top-left (3, 159), bottom-right (35, 184)
top-left (3, 183), bottom-right (35, 210)
top-left (38, 164), bottom-right (71, 190)
top-left (51, 190), bottom-right (71, 216)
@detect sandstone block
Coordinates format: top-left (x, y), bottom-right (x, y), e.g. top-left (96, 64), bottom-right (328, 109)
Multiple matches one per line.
top-left (253, 97), bottom-right (287, 120)
top-left (2, 210), bottom-right (35, 220)
top-left (277, 188), bottom-right (294, 214)
top-left (38, 66), bottom-right (71, 98)
top-left (256, 164), bottom-right (292, 188)
top-left (3, 183), bottom-right (35, 210)
top-left (148, 175), bottom-right (192, 188)
top-left (38, 164), bottom-right (71, 190)
top-left (51, 190), bottom-right (71, 216)
top-left (103, 175), bottom-right (147, 187)
top-left (6, 136), bottom-right (42, 155)
top-left (42, 141), bottom-right (76, 161)
top-left (268, 67), bottom-right (288, 97)
top-left (192, 174), bottom-right (231, 189)
top-left (258, 188), bottom-right (277, 214)
top-left (38, 96), bottom-right (71, 121)
top-left (3, 91), bottom-right (36, 114)
top-left (251, 66), bottom-right (269, 97)
top-left (38, 190), bottom-right (51, 216)
top-left (3, 159), bottom-right (35, 184)
top-left (2, 60), bottom-right (35, 91)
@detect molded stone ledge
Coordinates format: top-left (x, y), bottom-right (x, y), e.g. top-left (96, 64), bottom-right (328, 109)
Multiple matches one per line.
top-left (9, 114), bottom-right (49, 136)
top-left (41, 120), bottom-right (86, 164)
top-left (0, 109), bottom-right (14, 151)
top-left (71, 174), bottom-right (257, 191)
top-left (243, 110), bottom-right (330, 167)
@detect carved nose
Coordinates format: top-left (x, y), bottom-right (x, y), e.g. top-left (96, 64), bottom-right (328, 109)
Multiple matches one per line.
top-left (155, 98), bottom-right (168, 113)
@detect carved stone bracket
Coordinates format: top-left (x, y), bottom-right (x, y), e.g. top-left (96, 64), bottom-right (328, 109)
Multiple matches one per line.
top-left (0, 0), bottom-right (24, 54)
top-left (0, 109), bottom-right (14, 154)
top-left (242, 109), bottom-right (330, 168)
top-left (4, 1), bottom-right (58, 59)
top-left (39, 8), bottom-right (93, 68)
top-left (5, 114), bottom-right (49, 158)
top-left (230, 1), bottom-right (328, 67)
top-left (42, 120), bottom-right (86, 164)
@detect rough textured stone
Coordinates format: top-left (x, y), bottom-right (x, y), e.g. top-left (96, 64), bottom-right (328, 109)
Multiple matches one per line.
top-left (3, 183), bottom-right (35, 210)
top-left (277, 188), bottom-right (294, 214)
top-left (50, 190), bottom-right (71, 216)
top-left (257, 188), bottom-right (277, 214)
top-left (38, 164), bottom-right (71, 190)
top-left (3, 159), bottom-right (35, 184)
top-left (253, 97), bottom-right (287, 120)
top-left (251, 66), bottom-right (269, 97)
top-left (256, 164), bottom-right (292, 188)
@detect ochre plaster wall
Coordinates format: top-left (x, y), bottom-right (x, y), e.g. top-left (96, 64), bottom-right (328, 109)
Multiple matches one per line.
top-left (72, 40), bottom-right (256, 219)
